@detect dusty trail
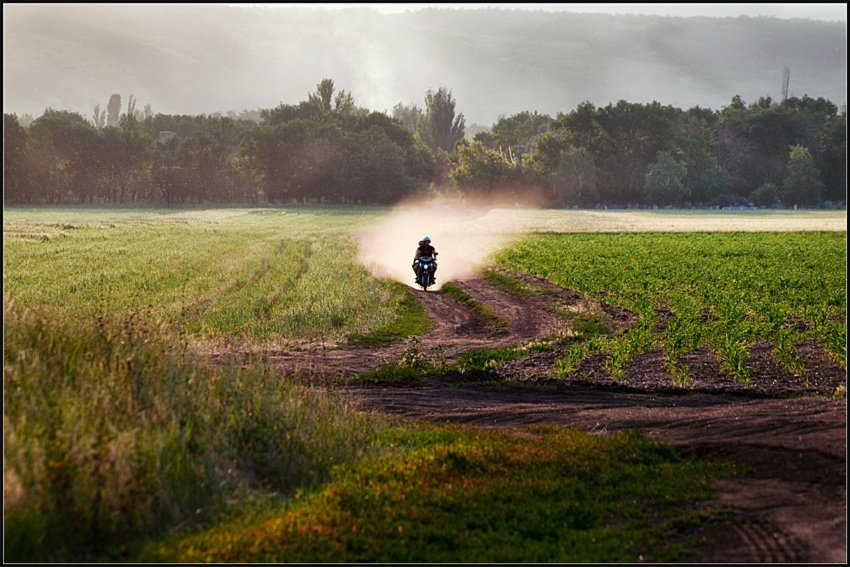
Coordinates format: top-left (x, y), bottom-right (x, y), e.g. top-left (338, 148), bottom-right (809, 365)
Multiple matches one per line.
top-left (250, 274), bottom-right (845, 563)
top-left (260, 278), bottom-right (564, 378)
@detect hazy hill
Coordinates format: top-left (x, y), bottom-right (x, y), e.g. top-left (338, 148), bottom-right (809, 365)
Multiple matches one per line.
top-left (4, 4), bottom-right (846, 125)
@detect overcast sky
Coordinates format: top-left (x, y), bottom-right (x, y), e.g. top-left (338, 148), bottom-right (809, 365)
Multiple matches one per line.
top-left (7, 3), bottom-right (846, 122)
top-left (284, 3), bottom-right (847, 21)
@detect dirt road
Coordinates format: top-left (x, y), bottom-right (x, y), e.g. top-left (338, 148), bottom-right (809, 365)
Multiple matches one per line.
top-left (262, 276), bottom-right (846, 562)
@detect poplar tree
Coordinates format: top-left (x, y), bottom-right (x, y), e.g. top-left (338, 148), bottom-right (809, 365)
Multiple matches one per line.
top-left (417, 87), bottom-right (465, 154)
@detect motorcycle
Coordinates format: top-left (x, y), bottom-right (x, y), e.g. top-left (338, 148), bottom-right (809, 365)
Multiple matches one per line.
top-left (415, 253), bottom-right (438, 291)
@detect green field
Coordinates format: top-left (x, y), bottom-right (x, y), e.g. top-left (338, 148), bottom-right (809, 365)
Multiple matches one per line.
top-left (3, 206), bottom-right (845, 562)
top-left (495, 231), bottom-right (846, 384)
top-left (3, 206), bottom-right (402, 344)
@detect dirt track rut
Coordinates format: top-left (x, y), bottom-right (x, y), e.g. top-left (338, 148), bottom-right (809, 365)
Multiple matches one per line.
top-left (260, 278), bottom-right (564, 377)
top-left (253, 276), bottom-right (845, 562)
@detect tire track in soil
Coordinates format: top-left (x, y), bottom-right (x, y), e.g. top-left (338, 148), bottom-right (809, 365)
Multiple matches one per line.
top-left (259, 278), bottom-right (565, 378)
top-left (347, 384), bottom-right (846, 563)
top-left (220, 274), bottom-right (846, 563)
top-left (341, 275), bottom-right (843, 564)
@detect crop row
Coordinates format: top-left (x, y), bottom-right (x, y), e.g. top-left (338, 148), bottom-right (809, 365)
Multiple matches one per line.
top-left (496, 232), bottom-right (846, 386)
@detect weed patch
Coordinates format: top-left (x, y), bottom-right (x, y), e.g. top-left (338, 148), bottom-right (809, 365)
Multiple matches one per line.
top-left (350, 334), bottom-right (569, 384)
top-left (441, 282), bottom-right (510, 333)
top-left (142, 424), bottom-right (736, 563)
top-left (348, 282), bottom-right (431, 347)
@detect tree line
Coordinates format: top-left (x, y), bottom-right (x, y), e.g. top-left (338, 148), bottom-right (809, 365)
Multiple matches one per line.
top-left (4, 81), bottom-right (436, 206)
top-left (4, 81), bottom-right (846, 208)
top-left (461, 94), bottom-right (845, 208)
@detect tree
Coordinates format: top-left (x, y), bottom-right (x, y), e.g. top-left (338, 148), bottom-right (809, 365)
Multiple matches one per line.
top-left (781, 145), bottom-right (823, 206)
top-left (28, 110), bottom-right (100, 203)
top-left (692, 163), bottom-right (733, 205)
top-left (781, 65), bottom-right (790, 102)
top-left (521, 129), bottom-right (570, 185)
top-left (119, 113), bottom-right (152, 201)
top-left (334, 89), bottom-right (355, 114)
top-left (449, 139), bottom-right (513, 196)
top-left (150, 134), bottom-right (188, 204)
top-left (403, 139), bottom-right (436, 188)
top-left (144, 113), bottom-right (209, 139)
top-left (715, 94), bottom-right (836, 198)
top-left (18, 113), bottom-right (35, 129)
top-left (473, 130), bottom-right (494, 148)
top-left (4, 114), bottom-right (32, 204)
top-left (98, 114), bottom-right (154, 203)
top-left (347, 126), bottom-right (413, 204)
top-left (676, 108), bottom-right (730, 204)
top-left (236, 124), bottom-right (291, 202)
top-left (816, 106), bottom-right (846, 202)
top-left (92, 104), bottom-right (106, 130)
top-left (127, 94), bottom-right (137, 119)
top-left (417, 87), bottom-right (465, 154)
top-left (644, 150), bottom-right (690, 206)
top-left (106, 94), bottom-right (121, 127)
top-left (550, 146), bottom-right (597, 206)
top-left (726, 94), bottom-right (747, 113)
top-left (750, 182), bottom-right (779, 207)
top-left (177, 133), bottom-right (219, 203)
top-left (392, 102), bottom-right (423, 132)
top-left (304, 78), bottom-right (357, 117)
top-left (308, 79), bottom-right (335, 112)
top-left (490, 111), bottom-right (551, 151)
top-left (170, 116), bottom-right (244, 203)
top-left (236, 108), bottom-right (262, 123)
top-left (590, 100), bottom-right (679, 204)
top-left (560, 101), bottom-right (600, 150)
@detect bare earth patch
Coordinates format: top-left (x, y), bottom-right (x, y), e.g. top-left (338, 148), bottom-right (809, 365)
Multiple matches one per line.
top-left (215, 275), bottom-right (846, 563)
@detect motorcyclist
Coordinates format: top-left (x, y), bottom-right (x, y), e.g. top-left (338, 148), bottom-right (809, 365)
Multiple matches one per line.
top-left (412, 236), bottom-right (437, 283)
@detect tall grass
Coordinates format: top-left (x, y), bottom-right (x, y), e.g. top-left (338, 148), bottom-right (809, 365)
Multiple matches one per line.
top-left (3, 297), bottom-right (386, 562)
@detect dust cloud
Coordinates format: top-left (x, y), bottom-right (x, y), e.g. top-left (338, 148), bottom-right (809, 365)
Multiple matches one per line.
top-left (355, 200), bottom-right (514, 289)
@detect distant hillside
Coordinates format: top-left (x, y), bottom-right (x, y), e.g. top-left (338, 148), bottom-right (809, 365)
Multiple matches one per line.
top-left (4, 4), bottom-right (846, 124)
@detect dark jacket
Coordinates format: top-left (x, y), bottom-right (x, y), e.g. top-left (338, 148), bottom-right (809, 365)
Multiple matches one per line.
top-left (414, 241), bottom-right (436, 263)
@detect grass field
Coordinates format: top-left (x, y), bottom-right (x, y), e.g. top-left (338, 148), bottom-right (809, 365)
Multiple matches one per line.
top-left (3, 206), bottom-right (403, 345)
top-left (3, 205), bottom-right (845, 562)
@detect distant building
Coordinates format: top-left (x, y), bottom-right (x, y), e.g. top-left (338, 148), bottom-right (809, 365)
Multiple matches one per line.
top-left (159, 131), bottom-right (175, 142)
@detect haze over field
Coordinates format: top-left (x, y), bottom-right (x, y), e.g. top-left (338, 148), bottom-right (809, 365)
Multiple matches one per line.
top-left (3, 3), bottom-right (846, 124)
top-left (354, 202), bottom-right (847, 289)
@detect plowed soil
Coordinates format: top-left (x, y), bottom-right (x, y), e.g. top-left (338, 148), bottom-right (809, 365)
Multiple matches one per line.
top-left (259, 275), bottom-right (847, 563)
